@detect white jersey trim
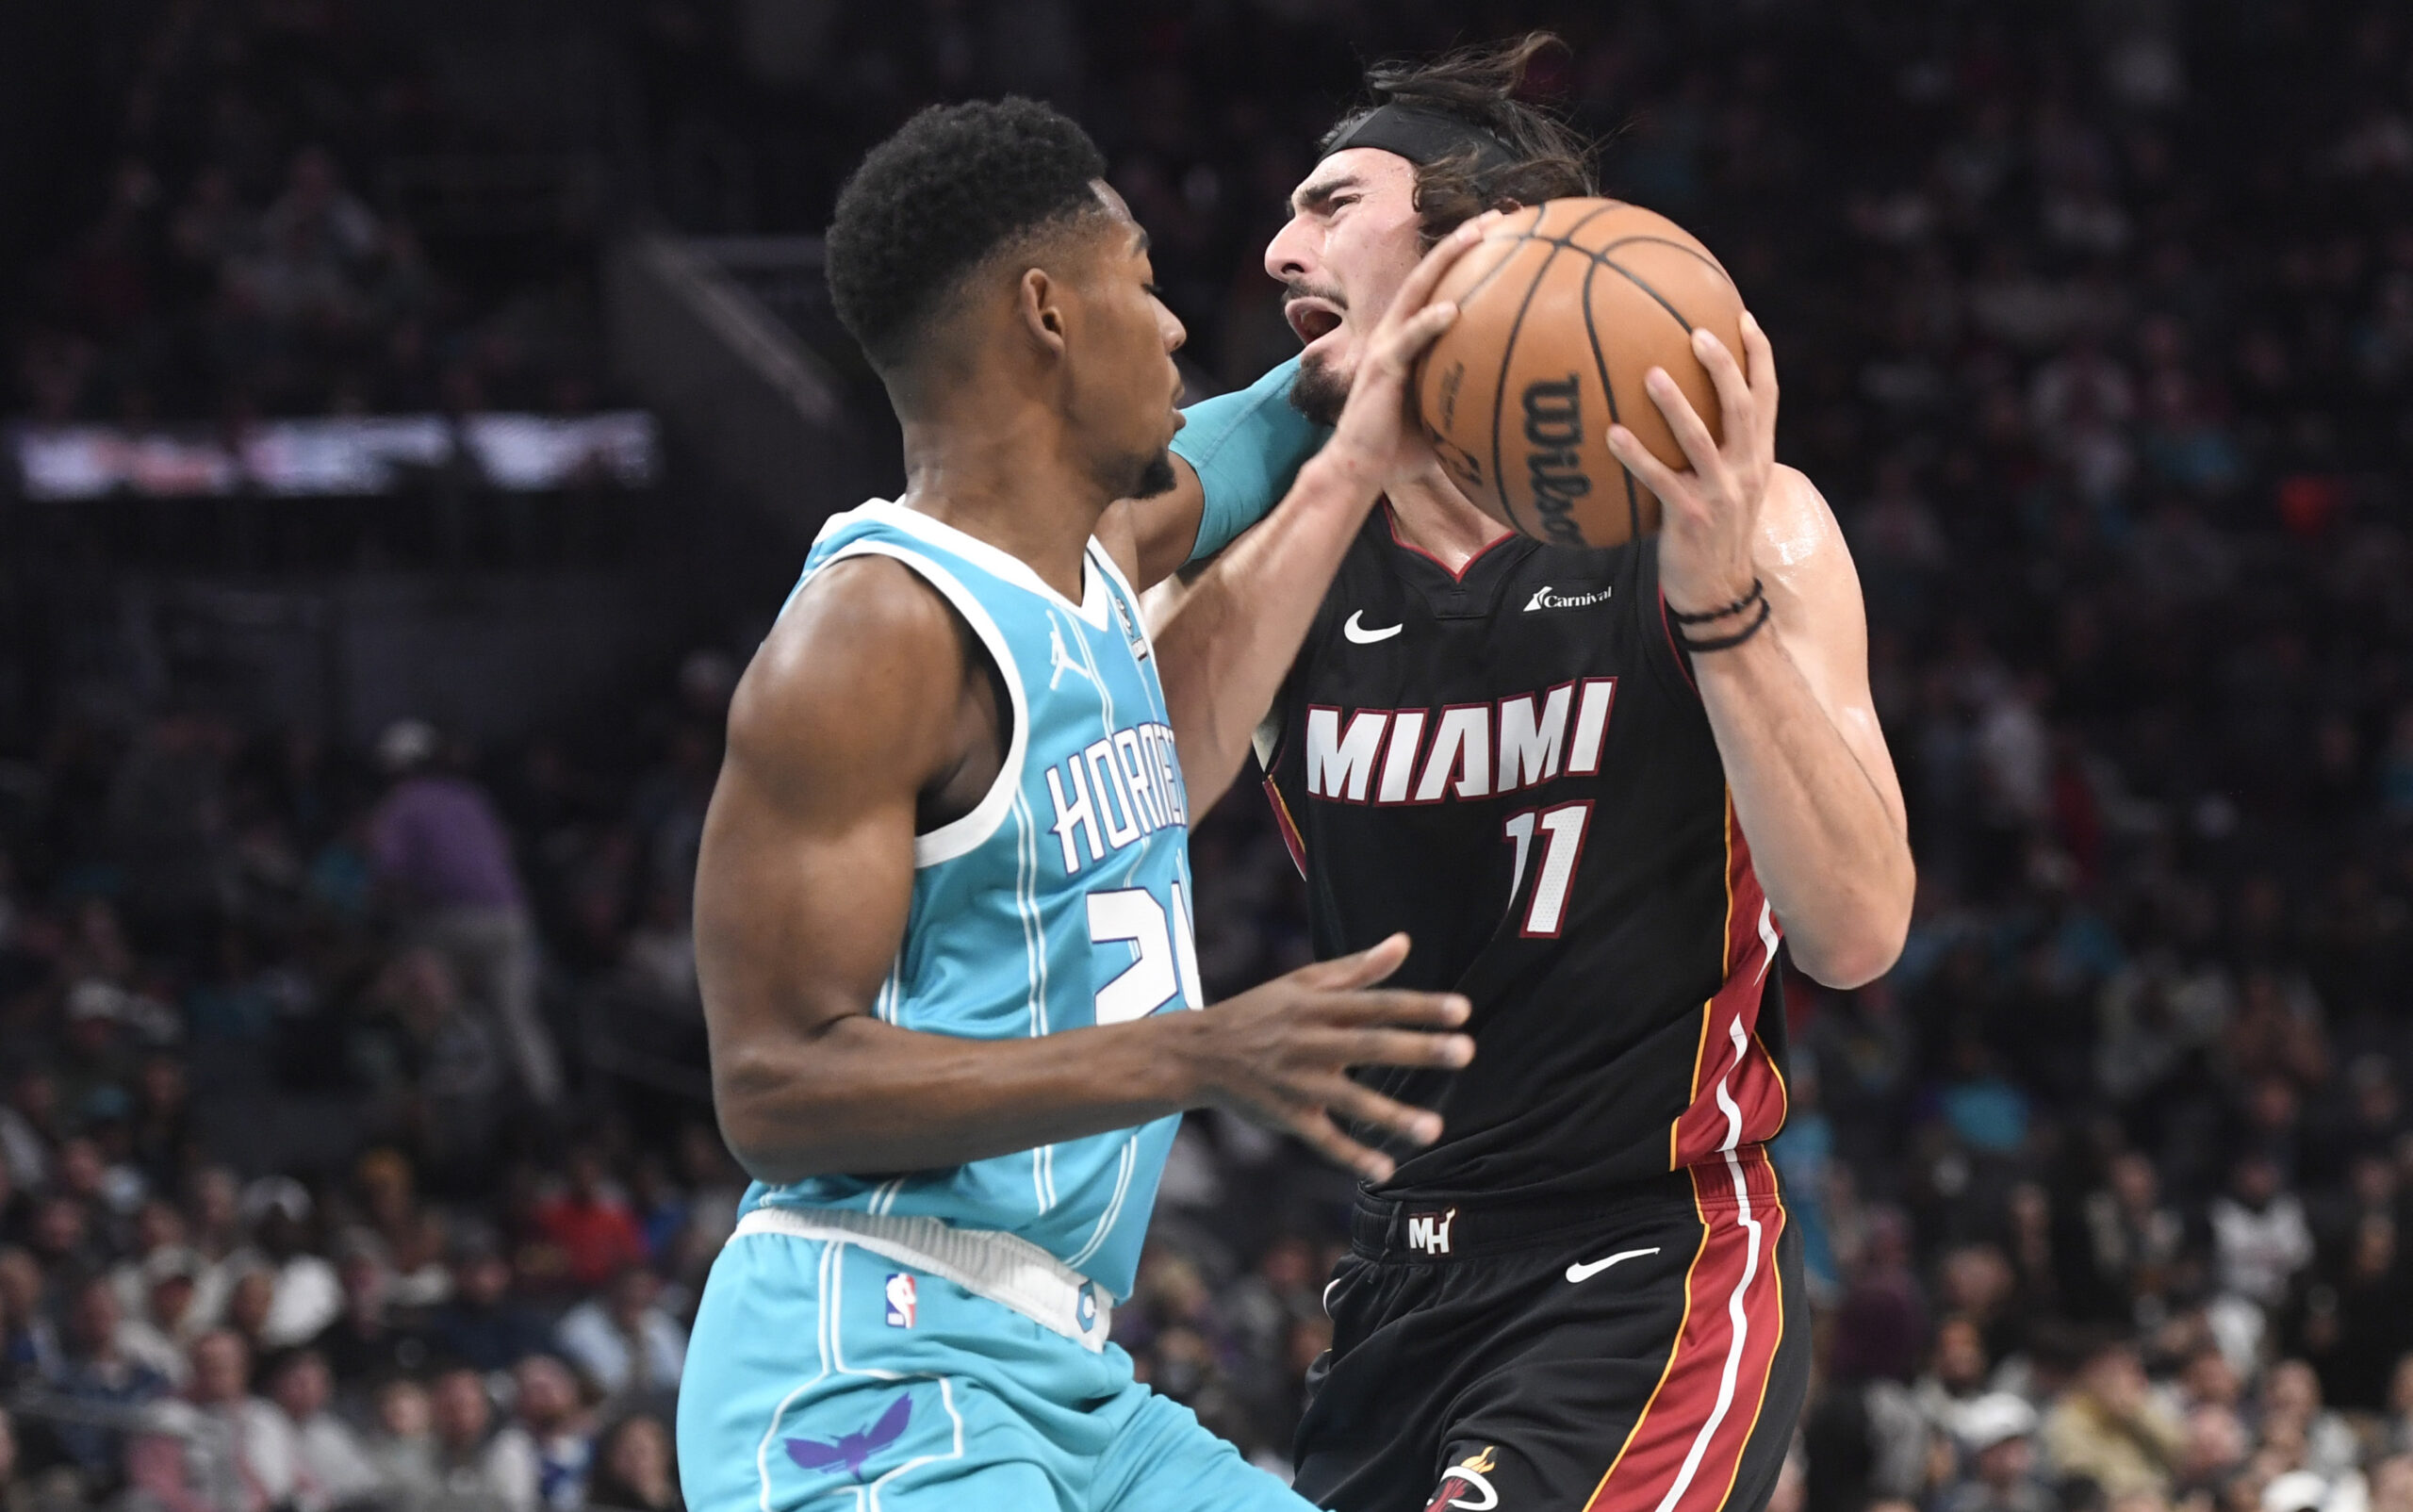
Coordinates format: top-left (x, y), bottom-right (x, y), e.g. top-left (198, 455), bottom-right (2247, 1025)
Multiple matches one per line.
top-left (854, 499), bottom-right (1113, 632)
top-left (797, 539), bottom-right (1030, 869)
top-left (1085, 539), bottom-right (1154, 657)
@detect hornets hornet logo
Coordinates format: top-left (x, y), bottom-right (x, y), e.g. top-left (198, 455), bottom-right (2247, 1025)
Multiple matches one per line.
top-left (1423, 1445), bottom-right (1501, 1511)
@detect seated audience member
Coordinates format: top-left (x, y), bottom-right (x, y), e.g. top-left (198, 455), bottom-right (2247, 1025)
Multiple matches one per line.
top-left (182, 1329), bottom-right (300, 1512)
top-left (531, 1150), bottom-right (645, 1291)
top-left (554, 1269), bottom-right (684, 1403)
top-left (266, 1348), bottom-right (385, 1511)
top-left (508, 1356), bottom-right (593, 1512)
top-left (586, 1415), bottom-right (681, 1512)
top-left (426, 1242), bottom-right (550, 1373)
top-left (43, 1274), bottom-right (170, 1483)
top-left (366, 1377), bottom-right (442, 1506)
top-left (429, 1365), bottom-right (538, 1512)
top-left (2042, 1339), bottom-right (2187, 1499)
top-left (1942, 1393), bottom-right (2053, 1512)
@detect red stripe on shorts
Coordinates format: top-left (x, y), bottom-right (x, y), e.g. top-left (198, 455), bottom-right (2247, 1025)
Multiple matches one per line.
top-left (1582, 1145), bottom-right (1789, 1512)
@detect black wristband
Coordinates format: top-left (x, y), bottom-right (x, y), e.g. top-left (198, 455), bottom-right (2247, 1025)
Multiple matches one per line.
top-left (1675, 595), bottom-right (1773, 653)
top-left (1667, 578), bottom-right (1765, 625)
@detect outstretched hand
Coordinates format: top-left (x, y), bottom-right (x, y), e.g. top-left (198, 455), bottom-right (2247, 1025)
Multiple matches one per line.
top-left (1606, 311), bottom-right (1781, 619)
top-left (1180, 932), bottom-right (1473, 1183)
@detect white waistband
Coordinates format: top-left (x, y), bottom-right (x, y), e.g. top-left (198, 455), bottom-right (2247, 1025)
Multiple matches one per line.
top-left (730, 1207), bottom-right (1114, 1353)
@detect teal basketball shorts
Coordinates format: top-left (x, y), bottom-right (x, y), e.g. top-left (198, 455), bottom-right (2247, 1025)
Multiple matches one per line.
top-left (676, 1221), bottom-right (1318, 1512)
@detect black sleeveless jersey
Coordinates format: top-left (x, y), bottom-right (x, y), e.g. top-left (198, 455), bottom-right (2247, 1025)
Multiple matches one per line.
top-left (1258, 504), bottom-right (1790, 1204)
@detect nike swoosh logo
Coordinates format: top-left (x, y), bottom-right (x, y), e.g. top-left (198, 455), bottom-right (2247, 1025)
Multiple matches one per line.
top-left (1343, 611), bottom-right (1403, 644)
top-left (1565, 1246), bottom-right (1661, 1284)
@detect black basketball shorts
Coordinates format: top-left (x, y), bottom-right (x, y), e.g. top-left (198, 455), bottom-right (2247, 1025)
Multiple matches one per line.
top-left (1291, 1144), bottom-right (1808, 1512)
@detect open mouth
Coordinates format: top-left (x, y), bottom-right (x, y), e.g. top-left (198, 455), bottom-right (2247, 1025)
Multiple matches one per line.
top-left (1285, 296), bottom-right (1344, 346)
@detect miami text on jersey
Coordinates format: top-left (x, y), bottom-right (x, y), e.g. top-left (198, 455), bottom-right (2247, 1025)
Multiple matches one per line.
top-left (1305, 679), bottom-right (1618, 805)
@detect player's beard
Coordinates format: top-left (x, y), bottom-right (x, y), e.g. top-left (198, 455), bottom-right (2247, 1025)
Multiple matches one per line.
top-left (1127, 450), bottom-right (1178, 499)
top-left (1290, 352), bottom-right (1350, 427)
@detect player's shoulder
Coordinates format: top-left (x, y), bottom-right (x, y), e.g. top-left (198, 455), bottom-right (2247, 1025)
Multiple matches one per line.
top-left (732, 554), bottom-right (964, 766)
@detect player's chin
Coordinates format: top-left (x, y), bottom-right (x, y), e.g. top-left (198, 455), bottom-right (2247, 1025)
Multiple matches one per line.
top-left (1291, 349), bottom-right (1354, 428)
top-left (1126, 449), bottom-right (1179, 501)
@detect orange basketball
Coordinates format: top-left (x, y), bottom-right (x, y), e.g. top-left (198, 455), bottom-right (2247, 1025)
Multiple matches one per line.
top-left (1414, 199), bottom-right (1747, 549)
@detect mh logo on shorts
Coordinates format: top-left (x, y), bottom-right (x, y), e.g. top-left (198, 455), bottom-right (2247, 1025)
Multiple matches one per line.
top-left (1405, 1208), bottom-right (1458, 1256)
top-left (1423, 1445), bottom-right (1501, 1511)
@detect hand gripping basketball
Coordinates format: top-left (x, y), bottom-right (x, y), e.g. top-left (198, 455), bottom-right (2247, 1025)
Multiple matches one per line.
top-left (1321, 214), bottom-right (1504, 485)
top-left (1606, 312), bottom-right (1781, 620)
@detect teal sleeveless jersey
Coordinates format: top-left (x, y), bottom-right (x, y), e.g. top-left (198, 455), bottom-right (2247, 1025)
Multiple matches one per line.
top-left (742, 501), bottom-right (1200, 1301)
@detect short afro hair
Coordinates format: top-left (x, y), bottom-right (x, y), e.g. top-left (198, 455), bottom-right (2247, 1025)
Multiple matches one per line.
top-left (826, 98), bottom-right (1111, 371)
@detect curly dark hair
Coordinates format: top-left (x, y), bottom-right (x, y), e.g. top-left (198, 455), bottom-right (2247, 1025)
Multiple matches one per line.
top-left (825, 98), bottom-right (1110, 371)
top-left (1321, 33), bottom-right (1598, 245)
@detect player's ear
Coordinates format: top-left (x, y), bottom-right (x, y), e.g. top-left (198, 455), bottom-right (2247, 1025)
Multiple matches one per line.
top-left (1017, 268), bottom-right (1069, 358)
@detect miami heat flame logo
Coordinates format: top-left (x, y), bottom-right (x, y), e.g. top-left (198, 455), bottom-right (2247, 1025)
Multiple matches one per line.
top-left (1423, 1445), bottom-right (1501, 1511)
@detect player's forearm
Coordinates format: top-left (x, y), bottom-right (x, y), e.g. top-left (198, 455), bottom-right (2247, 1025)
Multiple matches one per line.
top-left (713, 1011), bottom-right (1210, 1185)
top-left (1156, 449), bottom-right (1382, 809)
top-left (1692, 633), bottom-right (1913, 988)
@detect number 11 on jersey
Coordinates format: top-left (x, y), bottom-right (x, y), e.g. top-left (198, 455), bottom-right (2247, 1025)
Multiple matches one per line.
top-left (1503, 802), bottom-right (1593, 938)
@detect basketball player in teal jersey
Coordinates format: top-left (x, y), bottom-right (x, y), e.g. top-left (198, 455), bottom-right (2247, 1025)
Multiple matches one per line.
top-left (677, 101), bottom-right (1493, 1512)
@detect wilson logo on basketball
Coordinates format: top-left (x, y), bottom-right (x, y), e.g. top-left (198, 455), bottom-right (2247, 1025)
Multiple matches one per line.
top-left (1435, 359), bottom-right (1467, 432)
top-left (1520, 375), bottom-right (1590, 546)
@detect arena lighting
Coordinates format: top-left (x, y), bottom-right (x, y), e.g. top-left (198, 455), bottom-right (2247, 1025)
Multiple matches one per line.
top-left (9, 411), bottom-right (660, 500)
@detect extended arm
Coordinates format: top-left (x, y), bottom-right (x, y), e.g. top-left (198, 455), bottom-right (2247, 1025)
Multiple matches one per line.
top-left (1103, 358), bottom-right (1333, 590)
top-left (1697, 467), bottom-right (1912, 987)
top-left (696, 558), bottom-right (1473, 1186)
top-left (1609, 321), bottom-right (1914, 989)
top-left (1147, 219), bottom-right (1495, 809)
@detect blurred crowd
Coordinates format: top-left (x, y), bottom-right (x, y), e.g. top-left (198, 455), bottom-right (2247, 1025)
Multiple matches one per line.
top-left (9, 0), bottom-right (607, 427)
top-left (12, 3), bottom-right (2413, 1512)
top-left (0, 645), bottom-right (750, 1512)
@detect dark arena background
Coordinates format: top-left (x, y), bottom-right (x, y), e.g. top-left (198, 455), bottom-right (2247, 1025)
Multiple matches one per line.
top-left (1, 2), bottom-right (2410, 1509)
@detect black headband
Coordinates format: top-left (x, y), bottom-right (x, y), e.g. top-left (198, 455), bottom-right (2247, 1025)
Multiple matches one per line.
top-left (1321, 104), bottom-right (1518, 176)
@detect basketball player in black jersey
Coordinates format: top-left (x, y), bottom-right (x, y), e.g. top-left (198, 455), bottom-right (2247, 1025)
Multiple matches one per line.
top-left (1141, 36), bottom-right (1916, 1512)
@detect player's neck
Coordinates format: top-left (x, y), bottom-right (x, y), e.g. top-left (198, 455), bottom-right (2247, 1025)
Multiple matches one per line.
top-left (896, 412), bottom-right (1106, 602)
top-left (1384, 462), bottom-right (1516, 573)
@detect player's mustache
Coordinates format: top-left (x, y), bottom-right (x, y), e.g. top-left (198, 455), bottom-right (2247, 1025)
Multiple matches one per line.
top-left (1282, 283), bottom-right (1348, 312)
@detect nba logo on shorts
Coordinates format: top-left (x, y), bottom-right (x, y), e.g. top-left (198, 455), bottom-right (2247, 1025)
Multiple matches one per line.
top-left (884, 1273), bottom-right (916, 1328)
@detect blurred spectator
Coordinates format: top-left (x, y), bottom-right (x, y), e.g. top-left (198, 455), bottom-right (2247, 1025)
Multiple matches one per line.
top-left (308, 1246), bottom-right (428, 1388)
top-left (426, 1244), bottom-right (551, 1374)
top-left (262, 1349), bottom-right (382, 1512)
top-left (1942, 1393), bottom-right (2050, 1512)
top-left (554, 1271), bottom-right (683, 1405)
top-left (427, 1367), bottom-right (536, 1512)
top-left (585, 1415), bottom-right (679, 1512)
top-left (180, 1330), bottom-right (298, 1512)
top-left (2041, 1339), bottom-right (2187, 1500)
top-left (42, 1274), bottom-right (169, 1482)
top-left (2210, 1155), bottom-right (2316, 1311)
top-left (369, 722), bottom-right (560, 1109)
top-left (530, 1152), bottom-right (646, 1293)
top-left (507, 1356), bottom-right (593, 1512)
top-left (365, 1379), bottom-right (441, 1507)
top-left (240, 1182), bottom-right (339, 1350)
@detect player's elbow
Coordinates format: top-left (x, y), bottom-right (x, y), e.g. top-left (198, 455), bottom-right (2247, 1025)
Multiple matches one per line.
top-left (1789, 877), bottom-right (1912, 991)
top-left (712, 1044), bottom-right (845, 1187)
